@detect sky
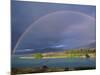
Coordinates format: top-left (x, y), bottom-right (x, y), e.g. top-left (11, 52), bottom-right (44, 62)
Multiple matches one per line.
top-left (11, 1), bottom-right (96, 52)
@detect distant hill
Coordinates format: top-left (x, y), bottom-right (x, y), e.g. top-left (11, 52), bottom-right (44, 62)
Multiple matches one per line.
top-left (79, 42), bottom-right (96, 49)
top-left (14, 42), bottom-right (96, 55)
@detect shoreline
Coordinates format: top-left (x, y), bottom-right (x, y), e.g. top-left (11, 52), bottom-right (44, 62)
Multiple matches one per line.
top-left (11, 66), bottom-right (96, 75)
top-left (19, 56), bottom-right (96, 59)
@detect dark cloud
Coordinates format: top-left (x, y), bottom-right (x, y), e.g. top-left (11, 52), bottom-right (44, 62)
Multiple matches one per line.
top-left (11, 1), bottom-right (96, 52)
top-left (15, 11), bottom-right (95, 50)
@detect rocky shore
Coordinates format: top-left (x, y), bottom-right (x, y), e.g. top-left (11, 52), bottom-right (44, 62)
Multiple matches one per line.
top-left (11, 66), bottom-right (95, 75)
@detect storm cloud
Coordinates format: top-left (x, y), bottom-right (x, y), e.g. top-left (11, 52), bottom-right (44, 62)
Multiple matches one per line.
top-left (14, 11), bottom-right (96, 51)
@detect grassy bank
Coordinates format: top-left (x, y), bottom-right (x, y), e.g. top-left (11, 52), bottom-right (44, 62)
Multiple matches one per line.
top-left (19, 48), bottom-right (96, 59)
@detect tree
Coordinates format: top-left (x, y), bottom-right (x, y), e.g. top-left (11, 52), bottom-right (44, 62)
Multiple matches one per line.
top-left (33, 53), bottom-right (43, 59)
top-left (85, 54), bottom-right (90, 58)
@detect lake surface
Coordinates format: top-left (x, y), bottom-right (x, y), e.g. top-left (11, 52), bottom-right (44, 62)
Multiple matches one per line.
top-left (12, 55), bottom-right (96, 68)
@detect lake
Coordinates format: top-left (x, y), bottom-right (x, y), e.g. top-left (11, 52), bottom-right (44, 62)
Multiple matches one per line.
top-left (12, 55), bottom-right (96, 69)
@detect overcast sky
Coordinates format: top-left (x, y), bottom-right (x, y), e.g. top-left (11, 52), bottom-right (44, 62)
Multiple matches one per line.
top-left (11, 1), bottom-right (96, 51)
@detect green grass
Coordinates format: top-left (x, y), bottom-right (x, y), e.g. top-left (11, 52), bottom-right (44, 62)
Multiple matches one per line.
top-left (43, 53), bottom-right (95, 58)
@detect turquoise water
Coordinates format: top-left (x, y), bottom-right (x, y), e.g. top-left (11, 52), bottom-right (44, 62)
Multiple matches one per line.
top-left (12, 55), bottom-right (96, 68)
